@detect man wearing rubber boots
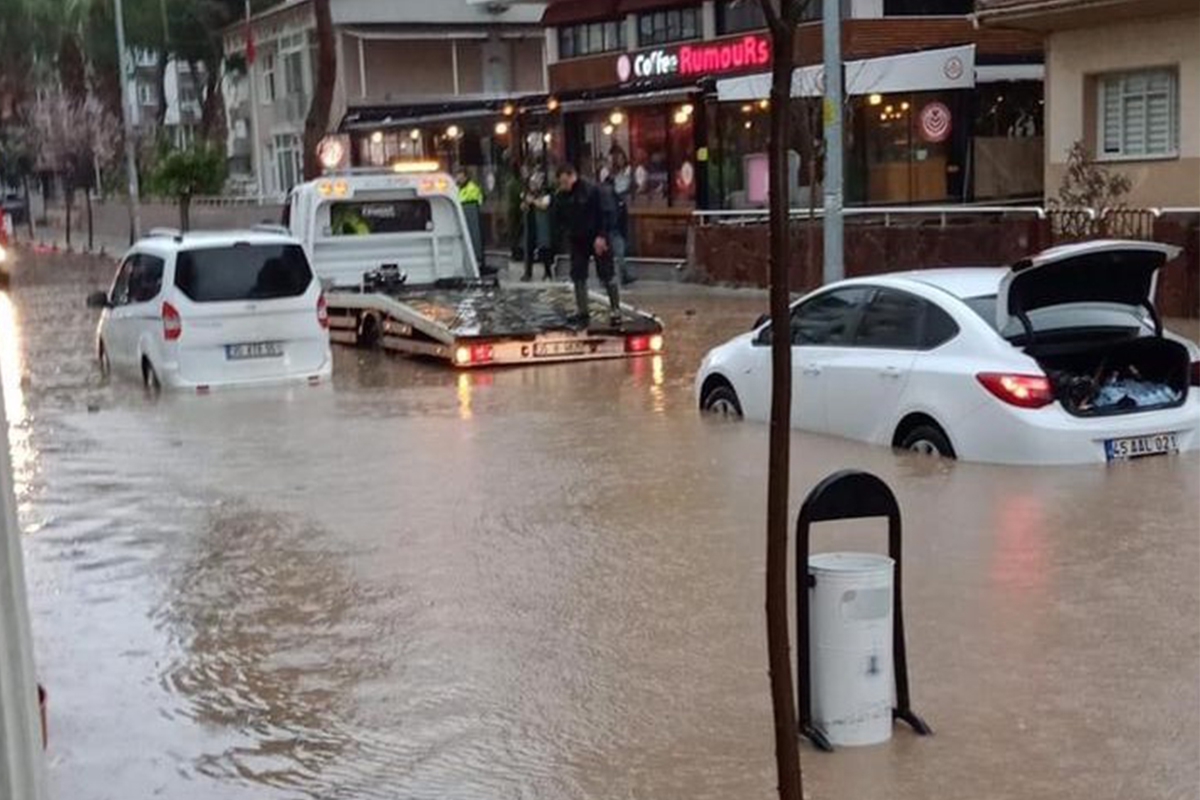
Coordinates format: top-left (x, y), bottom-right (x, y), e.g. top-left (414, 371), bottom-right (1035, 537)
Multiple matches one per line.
top-left (555, 163), bottom-right (621, 328)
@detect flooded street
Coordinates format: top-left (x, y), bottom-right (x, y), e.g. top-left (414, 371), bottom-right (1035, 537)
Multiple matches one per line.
top-left (4, 253), bottom-right (1198, 800)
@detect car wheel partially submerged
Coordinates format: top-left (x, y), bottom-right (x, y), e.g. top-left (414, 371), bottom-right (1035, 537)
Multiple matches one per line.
top-left (142, 360), bottom-right (161, 394)
top-left (702, 384), bottom-right (743, 419)
top-left (900, 424), bottom-right (955, 458)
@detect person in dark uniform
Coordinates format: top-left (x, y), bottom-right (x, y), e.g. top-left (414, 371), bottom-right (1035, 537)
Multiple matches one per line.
top-left (555, 163), bottom-right (620, 327)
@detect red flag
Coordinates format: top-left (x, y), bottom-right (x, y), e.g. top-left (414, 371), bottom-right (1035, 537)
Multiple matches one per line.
top-left (245, 1), bottom-right (256, 65)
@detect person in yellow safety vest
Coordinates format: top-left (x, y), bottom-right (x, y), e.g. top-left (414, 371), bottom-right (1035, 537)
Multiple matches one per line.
top-left (332, 205), bottom-right (370, 236)
top-left (455, 169), bottom-right (487, 273)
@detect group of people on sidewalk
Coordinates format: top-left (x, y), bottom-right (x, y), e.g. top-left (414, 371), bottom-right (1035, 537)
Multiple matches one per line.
top-left (513, 147), bottom-right (635, 326)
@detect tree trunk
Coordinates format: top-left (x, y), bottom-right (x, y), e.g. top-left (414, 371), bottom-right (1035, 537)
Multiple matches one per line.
top-left (20, 176), bottom-right (33, 240)
top-left (763, 8), bottom-right (802, 800)
top-left (85, 187), bottom-right (93, 251)
top-left (302, 0), bottom-right (336, 181)
top-left (179, 193), bottom-right (191, 232)
top-left (197, 61), bottom-right (226, 146)
top-left (64, 179), bottom-right (73, 249)
top-left (154, 51), bottom-right (170, 133)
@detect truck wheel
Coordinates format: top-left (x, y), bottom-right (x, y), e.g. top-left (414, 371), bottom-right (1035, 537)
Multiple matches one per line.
top-left (358, 314), bottom-right (381, 349)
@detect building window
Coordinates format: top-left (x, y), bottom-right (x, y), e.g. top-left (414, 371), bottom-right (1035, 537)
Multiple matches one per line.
top-left (558, 20), bottom-right (626, 59)
top-left (261, 51), bottom-right (276, 103)
top-left (637, 8), bottom-right (700, 47)
top-left (717, 0), bottom-right (820, 32)
top-left (274, 133), bottom-right (302, 192)
top-left (137, 82), bottom-right (155, 106)
top-left (1098, 69), bottom-right (1179, 159)
top-left (883, 0), bottom-right (973, 14)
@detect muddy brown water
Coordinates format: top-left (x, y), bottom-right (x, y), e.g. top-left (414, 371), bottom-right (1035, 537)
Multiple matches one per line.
top-left (3, 252), bottom-right (1198, 800)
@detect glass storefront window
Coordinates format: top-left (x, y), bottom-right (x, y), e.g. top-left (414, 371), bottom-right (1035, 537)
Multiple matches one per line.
top-left (637, 8), bottom-right (700, 47)
top-left (574, 104), bottom-right (696, 209)
top-left (855, 92), bottom-right (954, 203)
top-left (558, 20), bottom-right (626, 59)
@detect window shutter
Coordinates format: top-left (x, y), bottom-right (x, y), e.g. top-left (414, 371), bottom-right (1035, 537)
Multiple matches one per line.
top-left (1123, 93), bottom-right (1146, 155)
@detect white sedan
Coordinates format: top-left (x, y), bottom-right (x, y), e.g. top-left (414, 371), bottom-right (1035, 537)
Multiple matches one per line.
top-left (696, 240), bottom-right (1200, 465)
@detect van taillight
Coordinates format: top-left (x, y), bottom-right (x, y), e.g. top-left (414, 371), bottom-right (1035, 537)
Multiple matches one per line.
top-left (317, 293), bottom-right (329, 330)
top-left (162, 301), bottom-right (182, 341)
top-left (976, 373), bottom-right (1055, 409)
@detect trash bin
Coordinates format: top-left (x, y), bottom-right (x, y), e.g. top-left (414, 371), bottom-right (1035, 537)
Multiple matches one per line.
top-left (809, 552), bottom-right (895, 747)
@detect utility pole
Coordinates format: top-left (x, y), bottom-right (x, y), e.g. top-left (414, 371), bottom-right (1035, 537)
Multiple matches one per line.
top-left (114, 0), bottom-right (142, 242)
top-left (0, 379), bottom-right (46, 800)
top-left (821, 0), bottom-right (843, 283)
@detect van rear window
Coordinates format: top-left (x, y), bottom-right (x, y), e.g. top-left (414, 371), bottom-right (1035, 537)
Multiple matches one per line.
top-left (329, 200), bottom-right (432, 235)
top-left (174, 244), bottom-right (313, 303)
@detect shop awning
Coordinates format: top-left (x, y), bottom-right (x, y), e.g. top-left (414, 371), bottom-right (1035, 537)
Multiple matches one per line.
top-left (716, 44), bottom-right (978, 101)
top-left (542, 0), bottom-right (619, 26)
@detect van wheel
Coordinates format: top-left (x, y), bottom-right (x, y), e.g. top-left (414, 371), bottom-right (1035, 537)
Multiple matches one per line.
top-left (358, 313), bottom-right (381, 349)
top-left (142, 359), bottom-right (161, 394)
top-left (900, 424), bottom-right (955, 458)
top-left (701, 383), bottom-right (743, 419)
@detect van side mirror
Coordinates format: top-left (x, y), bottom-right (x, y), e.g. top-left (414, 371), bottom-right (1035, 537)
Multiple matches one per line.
top-left (86, 291), bottom-right (111, 309)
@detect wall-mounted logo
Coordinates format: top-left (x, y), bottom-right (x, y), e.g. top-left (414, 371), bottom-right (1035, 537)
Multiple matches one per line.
top-left (616, 54), bottom-right (632, 83)
top-left (919, 102), bottom-right (952, 143)
top-left (943, 56), bottom-right (964, 81)
top-left (616, 35), bottom-right (771, 82)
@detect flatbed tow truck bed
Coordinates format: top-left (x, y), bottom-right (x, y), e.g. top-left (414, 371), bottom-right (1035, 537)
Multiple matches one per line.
top-left (325, 281), bottom-right (664, 367)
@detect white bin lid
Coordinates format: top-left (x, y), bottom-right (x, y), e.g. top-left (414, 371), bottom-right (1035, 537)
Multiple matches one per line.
top-left (809, 552), bottom-right (894, 577)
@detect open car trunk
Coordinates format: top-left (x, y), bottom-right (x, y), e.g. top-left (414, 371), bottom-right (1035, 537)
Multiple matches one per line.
top-left (1030, 336), bottom-right (1190, 417)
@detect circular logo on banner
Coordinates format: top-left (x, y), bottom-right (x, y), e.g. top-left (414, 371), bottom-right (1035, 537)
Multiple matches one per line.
top-left (943, 56), bottom-right (965, 81)
top-left (616, 54), bottom-right (632, 83)
top-left (919, 102), bottom-right (952, 143)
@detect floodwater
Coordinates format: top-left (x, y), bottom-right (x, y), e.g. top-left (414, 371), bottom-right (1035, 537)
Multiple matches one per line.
top-left (4, 254), bottom-right (1198, 800)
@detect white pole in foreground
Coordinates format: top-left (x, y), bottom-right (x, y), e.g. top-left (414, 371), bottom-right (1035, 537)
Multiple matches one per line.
top-left (114, 0), bottom-right (143, 242)
top-left (0, 377), bottom-right (46, 799)
top-left (246, 0), bottom-right (265, 204)
top-left (821, 0), bottom-right (844, 284)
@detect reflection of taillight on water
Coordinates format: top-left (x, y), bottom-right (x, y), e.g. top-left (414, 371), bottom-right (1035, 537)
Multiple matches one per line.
top-left (625, 334), bottom-right (664, 354)
top-left (162, 301), bottom-right (182, 341)
top-left (317, 293), bottom-right (330, 330)
top-left (454, 343), bottom-right (494, 366)
top-left (976, 373), bottom-right (1055, 409)
top-left (1190, 361), bottom-right (1200, 387)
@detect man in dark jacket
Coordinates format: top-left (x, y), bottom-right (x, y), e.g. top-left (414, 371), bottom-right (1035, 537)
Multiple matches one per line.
top-left (556, 163), bottom-right (620, 326)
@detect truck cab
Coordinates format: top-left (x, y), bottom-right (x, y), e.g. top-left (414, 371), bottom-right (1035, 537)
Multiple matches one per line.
top-left (285, 165), bottom-right (478, 289)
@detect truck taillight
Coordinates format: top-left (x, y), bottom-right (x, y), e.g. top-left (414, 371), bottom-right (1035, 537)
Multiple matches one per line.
top-left (976, 373), bottom-right (1054, 409)
top-left (454, 343), bottom-right (493, 366)
top-left (317, 293), bottom-right (329, 330)
top-left (625, 334), bottom-right (664, 354)
top-left (162, 301), bottom-right (182, 341)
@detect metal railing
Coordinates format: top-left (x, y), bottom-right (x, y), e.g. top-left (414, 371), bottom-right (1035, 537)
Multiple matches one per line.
top-left (694, 205), bottom-right (1048, 228)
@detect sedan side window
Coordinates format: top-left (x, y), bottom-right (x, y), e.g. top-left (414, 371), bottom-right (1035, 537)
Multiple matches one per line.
top-left (128, 255), bottom-right (165, 304)
top-left (110, 257), bottom-right (135, 307)
top-left (791, 287), bottom-right (869, 346)
top-left (854, 289), bottom-right (925, 350)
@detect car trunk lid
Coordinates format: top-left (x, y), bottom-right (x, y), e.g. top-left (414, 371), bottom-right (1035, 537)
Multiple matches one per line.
top-left (998, 240), bottom-right (1181, 338)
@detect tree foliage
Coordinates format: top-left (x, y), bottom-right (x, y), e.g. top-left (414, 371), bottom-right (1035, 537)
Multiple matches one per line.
top-left (149, 144), bottom-right (227, 198)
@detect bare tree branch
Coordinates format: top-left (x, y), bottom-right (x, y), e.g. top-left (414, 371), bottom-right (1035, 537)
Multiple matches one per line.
top-left (757, 0), bottom-right (788, 39)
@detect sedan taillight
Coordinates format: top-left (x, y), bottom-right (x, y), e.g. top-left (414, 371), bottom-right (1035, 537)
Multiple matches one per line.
top-left (977, 373), bottom-right (1055, 409)
top-left (162, 301), bottom-right (182, 341)
top-left (317, 293), bottom-right (329, 330)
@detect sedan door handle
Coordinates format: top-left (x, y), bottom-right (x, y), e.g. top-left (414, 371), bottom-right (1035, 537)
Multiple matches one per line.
top-left (801, 365), bottom-right (823, 376)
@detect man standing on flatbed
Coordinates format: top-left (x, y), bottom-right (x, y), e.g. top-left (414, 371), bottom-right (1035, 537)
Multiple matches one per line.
top-left (556, 163), bottom-right (620, 327)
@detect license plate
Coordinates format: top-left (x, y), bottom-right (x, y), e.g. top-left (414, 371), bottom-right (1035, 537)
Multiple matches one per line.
top-left (533, 340), bottom-right (591, 358)
top-left (1104, 432), bottom-right (1178, 461)
top-left (225, 342), bottom-right (284, 360)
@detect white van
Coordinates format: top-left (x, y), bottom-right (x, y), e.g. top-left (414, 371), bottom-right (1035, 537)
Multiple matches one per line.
top-left (87, 230), bottom-right (333, 391)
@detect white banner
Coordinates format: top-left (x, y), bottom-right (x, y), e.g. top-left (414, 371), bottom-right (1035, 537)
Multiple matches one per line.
top-left (717, 44), bottom-right (977, 102)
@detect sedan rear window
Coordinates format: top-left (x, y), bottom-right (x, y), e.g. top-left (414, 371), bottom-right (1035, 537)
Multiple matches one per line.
top-left (174, 244), bottom-right (313, 303)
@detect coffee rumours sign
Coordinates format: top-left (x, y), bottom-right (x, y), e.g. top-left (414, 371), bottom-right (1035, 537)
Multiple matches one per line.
top-left (617, 34), bottom-right (771, 83)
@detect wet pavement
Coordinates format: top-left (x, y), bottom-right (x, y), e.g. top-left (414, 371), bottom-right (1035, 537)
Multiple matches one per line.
top-left (3, 251), bottom-right (1198, 800)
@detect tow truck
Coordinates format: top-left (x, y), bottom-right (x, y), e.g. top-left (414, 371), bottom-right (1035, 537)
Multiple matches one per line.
top-left (283, 163), bottom-right (663, 368)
